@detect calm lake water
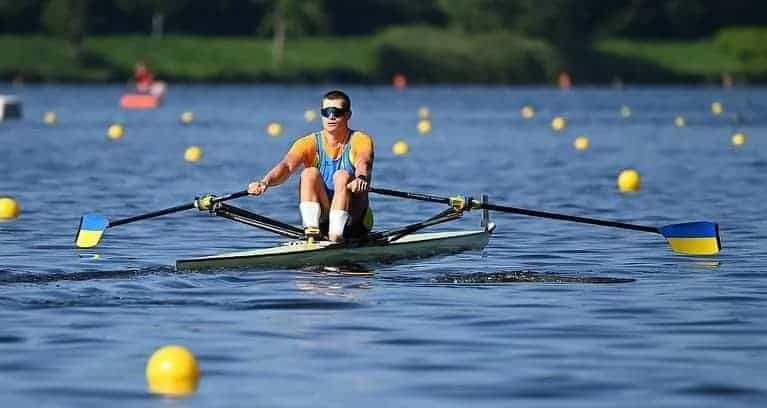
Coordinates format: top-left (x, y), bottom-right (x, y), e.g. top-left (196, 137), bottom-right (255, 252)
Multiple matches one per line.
top-left (1, 84), bottom-right (766, 407)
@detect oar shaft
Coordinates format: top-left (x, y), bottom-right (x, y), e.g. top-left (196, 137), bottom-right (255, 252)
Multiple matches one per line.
top-left (482, 203), bottom-right (659, 234)
top-left (108, 190), bottom-right (249, 228)
top-left (109, 203), bottom-right (195, 227)
top-left (371, 187), bottom-right (660, 235)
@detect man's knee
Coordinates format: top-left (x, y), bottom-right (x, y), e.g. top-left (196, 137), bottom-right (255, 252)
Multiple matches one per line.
top-left (333, 170), bottom-right (352, 186)
top-left (301, 167), bottom-right (321, 183)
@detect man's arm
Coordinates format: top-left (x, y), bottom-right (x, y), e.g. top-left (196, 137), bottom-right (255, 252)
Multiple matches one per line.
top-left (348, 148), bottom-right (373, 193)
top-left (247, 152), bottom-right (303, 195)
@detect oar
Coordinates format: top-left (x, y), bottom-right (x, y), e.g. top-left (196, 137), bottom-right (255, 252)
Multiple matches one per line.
top-left (75, 190), bottom-right (249, 248)
top-left (371, 187), bottom-right (721, 255)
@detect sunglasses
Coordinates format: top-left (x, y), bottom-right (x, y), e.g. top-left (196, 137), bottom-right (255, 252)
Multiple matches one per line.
top-left (321, 107), bottom-right (349, 118)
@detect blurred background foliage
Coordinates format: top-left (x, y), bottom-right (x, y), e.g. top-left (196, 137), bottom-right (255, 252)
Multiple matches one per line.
top-left (1, 0), bottom-right (766, 83)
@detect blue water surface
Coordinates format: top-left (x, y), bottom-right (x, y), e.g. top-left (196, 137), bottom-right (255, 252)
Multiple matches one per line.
top-left (1, 84), bottom-right (766, 407)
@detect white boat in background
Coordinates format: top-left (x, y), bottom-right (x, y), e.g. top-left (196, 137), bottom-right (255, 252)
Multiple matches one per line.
top-left (0, 94), bottom-right (22, 120)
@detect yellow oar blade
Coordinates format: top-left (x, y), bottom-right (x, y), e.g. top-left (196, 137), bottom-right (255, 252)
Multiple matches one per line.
top-left (75, 214), bottom-right (109, 248)
top-left (660, 222), bottom-right (721, 255)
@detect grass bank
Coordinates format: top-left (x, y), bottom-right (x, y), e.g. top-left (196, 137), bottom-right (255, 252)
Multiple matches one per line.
top-left (0, 30), bottom-right (558, 84)
top-left (2, 27), bottom-right (767, 84)
top-left (594, 28), bottom-right (767, 83)
top-left (0, 35), bottom-right (378, 82)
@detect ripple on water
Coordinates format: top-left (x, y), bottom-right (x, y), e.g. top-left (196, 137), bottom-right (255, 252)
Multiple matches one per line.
top-left (431, 271), bottom-right (635, 284)
top-left (21, 387), bottom-right (147, 402)
top-left (0, 335), bottom-right (26, 344)
top-left (409, 377), bottom-right (628, 401)
top-left (227, 297), bottom-right (363, 311)
top-left (675, 383), bottom-right (766, 397)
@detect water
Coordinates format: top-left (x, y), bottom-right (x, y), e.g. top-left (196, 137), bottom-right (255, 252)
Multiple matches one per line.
top-left (1, 84), bottom-right (766, 407)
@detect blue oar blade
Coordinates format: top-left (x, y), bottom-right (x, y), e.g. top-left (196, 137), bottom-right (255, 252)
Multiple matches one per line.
top-left (659, 222), bottom-right (721, 255)
top-left (75, 214), bottom-right (109, 248)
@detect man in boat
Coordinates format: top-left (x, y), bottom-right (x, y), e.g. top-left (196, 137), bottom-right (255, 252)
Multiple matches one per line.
top-left (247, 90), bottom-right (374, 242)
top-left (133, 61), bottom-right (166, 97)
top-left (133, 61), bottom-right (154, 93)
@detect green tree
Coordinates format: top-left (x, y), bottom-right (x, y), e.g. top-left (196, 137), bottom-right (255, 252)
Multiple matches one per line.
top-left (116, 0), bottom-right (189, 38)
top-left (40, 0), bottom-right (87, 60)
top-left (258, 0), bottom-right (328, 68)
top-left (436, 0), bottom-right (519, 32)
top-left (512, 1), bottom-right (635, 69)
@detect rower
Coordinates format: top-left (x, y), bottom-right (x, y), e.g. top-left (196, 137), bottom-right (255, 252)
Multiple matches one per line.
top-left (247, 90), bottom-right (374, 242)
top-left (133, 61), bottom-right (154, 93)
top-left (133, 61), bottom-right (166, 97)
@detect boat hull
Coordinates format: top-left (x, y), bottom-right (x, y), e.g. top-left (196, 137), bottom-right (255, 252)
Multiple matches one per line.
top-left (120, 93), bottom-right (161, 109)
top-left (176, 223), bottom-right (495, 270)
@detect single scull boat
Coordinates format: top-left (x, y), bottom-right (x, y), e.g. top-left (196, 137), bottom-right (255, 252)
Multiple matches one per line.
top-left (75, 187), bottom-right (721, 270)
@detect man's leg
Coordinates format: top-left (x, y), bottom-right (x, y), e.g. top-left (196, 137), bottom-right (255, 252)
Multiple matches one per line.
top-left (328, 170), bottom-right (353, 242)
top-left (346, 193), bottom-right (372, 238)
top-left (300, 168), bottom-right (330, 236)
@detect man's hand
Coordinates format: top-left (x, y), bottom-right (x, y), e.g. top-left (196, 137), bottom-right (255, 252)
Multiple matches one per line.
top-left (347, 176), bottom-right (369, 193)
top-left (247, 180), bottom-right (269, 196)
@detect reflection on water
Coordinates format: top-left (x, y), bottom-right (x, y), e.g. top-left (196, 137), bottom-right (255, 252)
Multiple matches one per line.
top-left (0, 267), bottom-right (157, 284)
top-left (303, 263), bottom-right (375, 276)
top-left (295, 277), bottom-right (373, 300)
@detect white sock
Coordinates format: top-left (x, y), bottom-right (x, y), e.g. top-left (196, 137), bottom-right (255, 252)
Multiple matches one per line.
top-left (299, 202), bottom-right (321, 228)
top-left (328, 209), bottom-right (350, 238)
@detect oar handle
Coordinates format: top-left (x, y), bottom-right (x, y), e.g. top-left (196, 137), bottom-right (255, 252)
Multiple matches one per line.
top-left (108, 190), bottom-right (249, 227)
top-left (371, 187), bottom-right (660, 235)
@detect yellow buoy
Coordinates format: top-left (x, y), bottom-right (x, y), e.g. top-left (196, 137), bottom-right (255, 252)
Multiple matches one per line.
top-left (43, 111), bottom-right (57, 125)
top-left (0, 196), bottom-right (21, 220)
top-left (417, 119), bottom-right (432, 134)
top-left (521, 105), bottom-right (535, 119)
top-left (620, 105), bottom-right (631, 118)
top-left (418, 106), bottom-right (430, 120)
top-left (267, 122), bottom-right (282, 137)
top-left (180, 111), bottom-right (194, 124)
top-left (711, 101), bottom-right (723, 116)
top-left (732, 132), bottom-right (745, 146)
top-left (551, 116), bottom-right (566, 132)
top-left (184, 145), bottom-right (202, 162)
top-left (617, 169), bottom-right (641, 193)
top-left (146, 345), bottom-right (200, 397)
top-left (392, 140), bottom-right (409, 156)
top-left (574, 136), bottom-right (590, 151)
top-left (304, 109), bottom-right (317, 122)
top-left (107, 124), bottom-right (124, 140)
top-left (674, 116), bottom-right (686, 127)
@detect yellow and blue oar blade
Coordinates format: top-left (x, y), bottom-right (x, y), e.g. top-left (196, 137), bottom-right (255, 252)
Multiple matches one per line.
top-left (659, 222), bottom-right (721, 255)
top-left (75, 214), bottom-right (110, 248)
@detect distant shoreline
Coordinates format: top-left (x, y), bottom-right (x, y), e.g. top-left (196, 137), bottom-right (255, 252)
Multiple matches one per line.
top-left (1, 30), bottom-right (764, 85)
